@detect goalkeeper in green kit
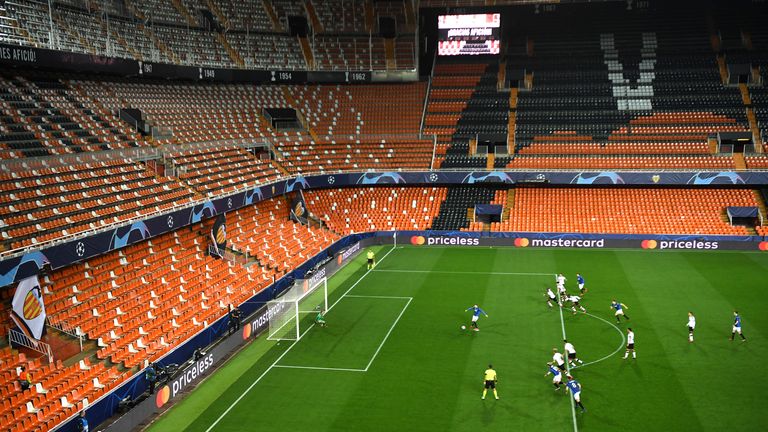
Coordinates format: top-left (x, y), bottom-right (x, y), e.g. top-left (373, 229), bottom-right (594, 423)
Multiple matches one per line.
top-left (315, 307), bottom-right (327, 327)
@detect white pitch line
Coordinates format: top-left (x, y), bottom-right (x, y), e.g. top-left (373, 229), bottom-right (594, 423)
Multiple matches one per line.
top-left (556, 280), bottom-right (579, 432)
top-left (273, 365), bottom-right (366, 372)
top-left (203, 246), bottom-right (398, 432)
top-left (571, 312), bottom-right (626, 370)
top-left (345, 294), bottom-right (413, 300)
top-left (372, 269), bottom-right (554, 276)
top-left (364, 297), bottom-right (412, 372)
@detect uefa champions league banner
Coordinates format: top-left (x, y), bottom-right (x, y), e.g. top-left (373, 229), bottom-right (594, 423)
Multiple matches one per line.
top-left (4, 169), bottom-right (768, 288)
top-left (391, 231), bottom-right (768, 251)
top-left (315, 170), bottom-right (768, 186)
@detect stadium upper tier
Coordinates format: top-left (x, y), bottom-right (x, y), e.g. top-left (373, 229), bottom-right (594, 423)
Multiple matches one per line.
top-left (0, 0), bottom-right (416, 71)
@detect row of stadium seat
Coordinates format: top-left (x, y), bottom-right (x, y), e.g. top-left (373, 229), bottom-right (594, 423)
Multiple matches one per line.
top-left (301, 186), bottom-right (767, 237)
top-left (227, 197), bottom-right (339, 274)
top-left (0, 73), bottom-right (144, 158)
top-left (44, 228), bottom-right (259, 368)
top-left (168, 146), bottom-right (282, 196)
top-left (0, 350), bottom-right (129, 432)
top-left (304, 187), bottom-right (447, 234)
top-left (290, 83), bottom-right (426, 136)
top-left (0, 159), bottom-right (197, 251)
top-left (506, 155), bottom-right (737, 169)
top-left (518, 141), bottom-right (711, 155)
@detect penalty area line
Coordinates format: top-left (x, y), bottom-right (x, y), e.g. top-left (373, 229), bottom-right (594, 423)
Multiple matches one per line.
top-left (203, 246), bottom-right (398, 432)
top-left (364, 297), bottom-right (412, 372)
top-left (345, 294), bottom-right (413, 300)
top-left (273, 365), bottom-right (366, 372)
top-left (371, 269), bottom-right (554, 276)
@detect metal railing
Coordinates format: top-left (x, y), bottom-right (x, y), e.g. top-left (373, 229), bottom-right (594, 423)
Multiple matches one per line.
top-left (0, 147), bottom-right (162, 172)
top-left (47, 317), bottom-right (85, 351)
top-left (9, 328), bottom-right (53, 363)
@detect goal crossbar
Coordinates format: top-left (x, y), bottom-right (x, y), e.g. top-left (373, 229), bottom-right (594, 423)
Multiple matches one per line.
top-left (267, 277), bottom-right (328, 341)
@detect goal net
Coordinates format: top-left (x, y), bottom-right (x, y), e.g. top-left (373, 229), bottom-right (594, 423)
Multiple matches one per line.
top-left (267, 277), bottom-right (328, 341)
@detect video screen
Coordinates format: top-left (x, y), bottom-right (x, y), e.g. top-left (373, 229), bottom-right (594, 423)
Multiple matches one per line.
top-left (437, 13), bottom-right (501, 56)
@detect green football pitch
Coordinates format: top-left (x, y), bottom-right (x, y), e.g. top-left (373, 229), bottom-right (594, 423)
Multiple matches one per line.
top-left (147, 245), bottom-right (767, 432)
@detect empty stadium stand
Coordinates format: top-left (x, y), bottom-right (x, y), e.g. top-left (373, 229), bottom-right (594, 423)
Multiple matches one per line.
top-left (431, 187), bottom-right (497, 230)
top-left (305, 187), bottom-right (447, 234)
top-left (0, 159), bottom-right (196, 251)
top-left (102, 80), bottom-right (291, 144)
top-left (426, 62), bottom-right (510, 169)
top-left (167, 144), bottom-right (281, 196)
top-left (289, 83), bottom-right (426, 136)
top-left (1, 196), bottom-right (337, 432)
top-left (227, 196), bottom-right (339, 274)
top-left (0, 0), bottom-right (416, 71)
top-left (505, 4), bottom-right (752, 169)
top-left (501, 187), bottom-right (760, 236)
top-left (305, 186), bottom-right (764, 237)
top-left (0, 73), bottom-right (145, 158)
top-left (43, 226), bottom-right (260, 368)
top-left (0, 348), bottom-right (129, 432)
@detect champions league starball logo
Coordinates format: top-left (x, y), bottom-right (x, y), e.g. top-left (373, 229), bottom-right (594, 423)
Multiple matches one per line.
top-left (0, 251), bottom-right (50, 287)
top-left (356, 172), bottom-right (406, 185)
top-left (570, 172), bottom-right (625, 185)
top-left (285, 176), bottom-right (310, 192)
top-left (109, 221), bottom-right (151, 249)
top-left (461, 172), bottom-right (513, 184)
top-left (686, 172), bottom-right (745, 185)
top-left (244, 187), bottom-right (264, 206)
top-left (189, 201), bottom-right (217, 224)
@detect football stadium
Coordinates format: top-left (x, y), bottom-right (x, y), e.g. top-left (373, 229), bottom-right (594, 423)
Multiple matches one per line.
top-left (0, 0), bottom-right (767, 431)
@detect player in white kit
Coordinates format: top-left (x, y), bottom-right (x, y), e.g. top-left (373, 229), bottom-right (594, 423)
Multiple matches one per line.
top-left (687, 312), bottom-right (696, 343)
top-left (623, 328), bottom-right (635, 359)
top-left (564, 339), bottom-right (584, 367)
top-left (552, 348), bottom-right (566, 372)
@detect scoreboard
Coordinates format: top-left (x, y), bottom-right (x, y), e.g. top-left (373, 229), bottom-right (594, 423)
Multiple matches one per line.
top-left (437, 13), bottom-right (501, 56)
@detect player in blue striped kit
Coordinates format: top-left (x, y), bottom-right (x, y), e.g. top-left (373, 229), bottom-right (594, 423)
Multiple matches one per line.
top-left (730, 311), bottom-right (746, 341)
top-left (465, 305), bottom-right (488, 332)
top-left (545, 362), bottom-right (563, 391)
top-left (576, 273), bottom-right (586, 294)
top-left (566, 375), bottom-right (586, 412)
top-left (610, 300), bottom-right (630, 324)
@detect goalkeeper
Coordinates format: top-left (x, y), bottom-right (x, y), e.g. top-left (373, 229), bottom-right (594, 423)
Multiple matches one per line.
top-left (315, 307), bottom-right (327, 327)
top-left (367, 249), bottom-right (375, 269)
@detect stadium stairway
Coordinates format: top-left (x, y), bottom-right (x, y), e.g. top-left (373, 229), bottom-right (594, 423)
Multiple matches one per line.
top-left (757, 189), bottom-right (768, 232)
top-left (440, 63), bottom-right (510, 169)
top-left (430, 187), bottom-right (497, 230)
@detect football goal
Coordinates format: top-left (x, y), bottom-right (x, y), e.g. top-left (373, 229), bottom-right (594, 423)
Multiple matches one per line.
top-left (267, 277), bottom-right (328, 341)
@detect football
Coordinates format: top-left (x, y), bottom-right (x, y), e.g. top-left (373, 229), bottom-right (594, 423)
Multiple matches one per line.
top-left (461, 325), bottom-right (466, 330)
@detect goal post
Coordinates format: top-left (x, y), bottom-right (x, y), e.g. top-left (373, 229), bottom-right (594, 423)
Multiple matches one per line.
top-left (267, 277), bottom-right (328, 341)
